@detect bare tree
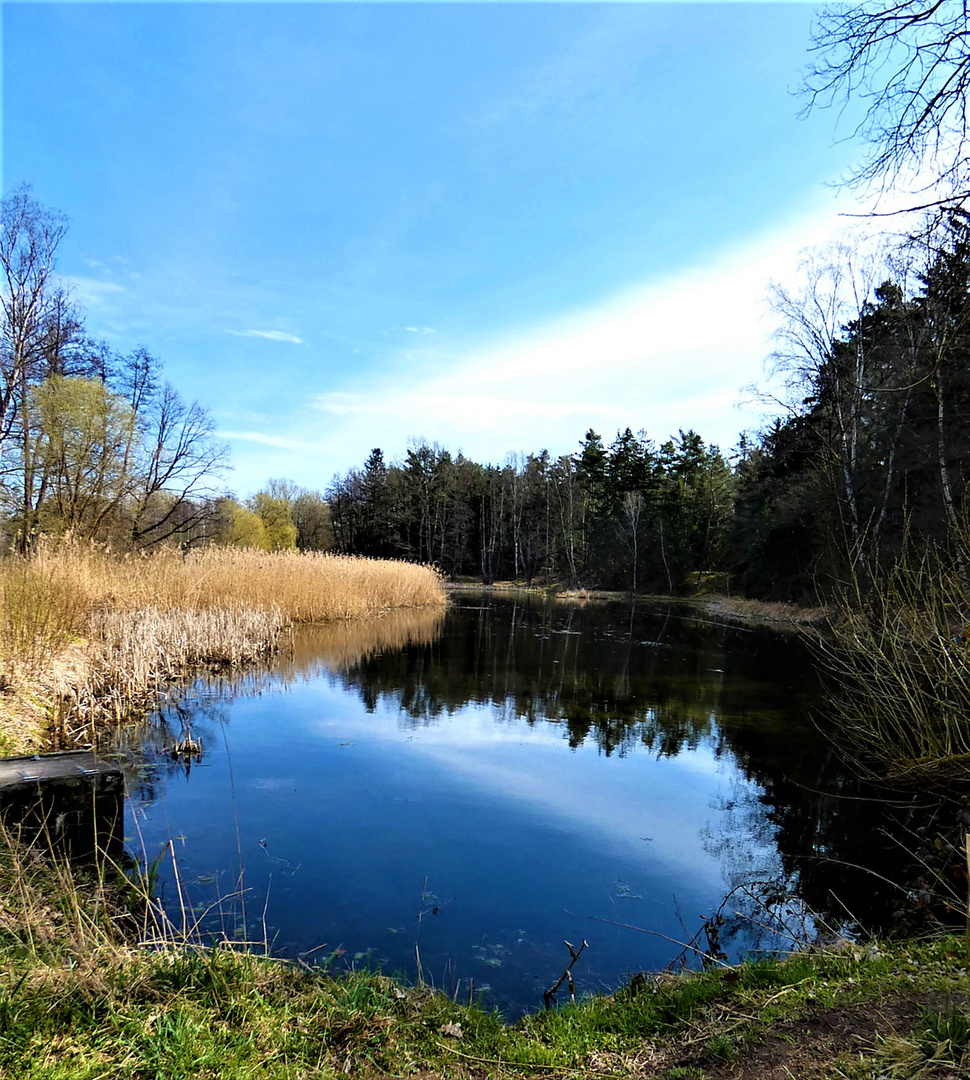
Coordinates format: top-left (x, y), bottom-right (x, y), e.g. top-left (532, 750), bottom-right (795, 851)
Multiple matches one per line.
top-left (906, 221), bottom-right (970, 574)
top-left (621, 490), bottom-right (643, 594)
top-left (804, 0), bottom-right (970, 210)
top-left (550, 455), bottom-right (579, 586)
top-left (0, 186), bottom-right (83, 548)
top-left (767, 242), bottom-right (924, 571)
top-left (128, 379), bottom-right (229, 547)
top-left (769, 245), bottom-right (879, 561)
top-left (291, 488), bottom-right (333, 551)
top-left (0, 187), bottom-right (68, 441)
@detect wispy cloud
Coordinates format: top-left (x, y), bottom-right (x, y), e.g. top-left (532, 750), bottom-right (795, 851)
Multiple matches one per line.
top-left (64, 276), bottom-right (125, 308)
top-left (474, 8), bottom-right (653, 131)
top-left (226, 329), bottom-right (304, 345)
top-left (231, 189), bottom-right (920, 492)
top-left (404, 326), bottom-right (436, 335)
top-left (220, 430), bottom-right (311, 450)
top-left (310, 196), bottom-right (864, 460)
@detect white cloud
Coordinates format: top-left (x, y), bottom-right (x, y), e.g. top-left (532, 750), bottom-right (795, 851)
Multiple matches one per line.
top-left (404, 326), bottom-right (436, 335)
top-left (309, 193), bottom-right (871, 461)
top-left (220, 430), bottom-right (311, 450)
top-left (64, 275), bottom-right (125, 308)
top-left (227, 183), bottom-right (935, 493)
top-left (226, 329), bottom-right (304, 345)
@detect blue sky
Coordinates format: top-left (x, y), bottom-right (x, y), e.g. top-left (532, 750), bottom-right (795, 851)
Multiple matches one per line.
top-left (4, 1), bottom-right (875, 496)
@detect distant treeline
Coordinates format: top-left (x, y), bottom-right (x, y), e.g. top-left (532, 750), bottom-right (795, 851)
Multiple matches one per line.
top-left (6, 178), bottom-right (970, 603)
top-left (324, 431), bottom-right (732, 594)
top-left (318, 217), bottom-right (970, 601)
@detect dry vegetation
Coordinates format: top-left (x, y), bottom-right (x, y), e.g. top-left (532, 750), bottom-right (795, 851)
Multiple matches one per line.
top-left (0, 543), bottom-right (446, 754)
top-left (817, 551), bottom-right (970, 787)
top-left (699, 594), bottom-right (830, 631)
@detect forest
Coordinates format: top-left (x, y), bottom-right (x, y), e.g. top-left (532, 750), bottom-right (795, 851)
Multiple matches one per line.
top-left (323, 219), bottom-right (970, 601)
top-left (5, 173), bottom-right (970, 604)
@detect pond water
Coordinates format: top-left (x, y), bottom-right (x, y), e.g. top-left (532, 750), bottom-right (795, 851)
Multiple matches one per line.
top-left (114, 594), bottom-right (904, 1018)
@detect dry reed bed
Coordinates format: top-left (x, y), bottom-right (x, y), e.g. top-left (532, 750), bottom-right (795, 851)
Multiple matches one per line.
top-left (52, 607), bottom-right (288, 748)
top-left (0, 545), bottom-right (446, 752)
top-left (25, 544), bottom-right (446, 620)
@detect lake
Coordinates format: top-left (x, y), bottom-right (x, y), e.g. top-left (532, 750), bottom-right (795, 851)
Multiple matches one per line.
top-left (114, 593), bottom-right (905, 1018)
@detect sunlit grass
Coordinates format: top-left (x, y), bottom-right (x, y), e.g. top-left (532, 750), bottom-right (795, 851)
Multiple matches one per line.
top-left (2, 830), bottom-right (969, 1080)
top-left (25, 542), bottom-right (446, 623)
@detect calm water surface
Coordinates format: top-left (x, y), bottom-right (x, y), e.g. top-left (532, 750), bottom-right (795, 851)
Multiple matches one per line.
top-left (116, 595), bottom-right (899, 1017)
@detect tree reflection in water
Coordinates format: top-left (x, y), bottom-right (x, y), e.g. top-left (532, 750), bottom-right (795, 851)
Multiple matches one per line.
top-left (112, 593), bottom-right (947, 1008)
top-left (324, 594), bottom-right (936, 938)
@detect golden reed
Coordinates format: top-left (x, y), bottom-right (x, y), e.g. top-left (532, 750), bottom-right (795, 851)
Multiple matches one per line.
top-left (0, 543), bottom-right (447, 752)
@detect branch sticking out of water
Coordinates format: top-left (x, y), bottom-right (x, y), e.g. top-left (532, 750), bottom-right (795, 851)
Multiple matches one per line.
top-left (580, 912), bottom-right (734, 970)
top-left (543, 938), bottom-right (587, 1009)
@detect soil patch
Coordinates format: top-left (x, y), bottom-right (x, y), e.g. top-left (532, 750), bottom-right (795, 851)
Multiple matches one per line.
top-left (687, 990), bottom-right (969, 1080)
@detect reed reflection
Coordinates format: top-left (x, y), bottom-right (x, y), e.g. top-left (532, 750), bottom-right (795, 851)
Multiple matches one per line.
top-left (115, 593), bottom-right (936, 975)
top-left (284, 604), bottom-right (448, 676)
top-left (109, 605), bottom-right (448, 798)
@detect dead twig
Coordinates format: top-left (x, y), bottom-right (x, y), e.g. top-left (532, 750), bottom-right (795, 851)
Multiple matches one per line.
top-left (543, 938), bottom-right (588, 1009)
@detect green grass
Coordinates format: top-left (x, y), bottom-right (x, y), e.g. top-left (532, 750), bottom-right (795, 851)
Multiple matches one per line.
top-left (3, 935), bottom-right (965, 1079)
top-left (0, 841), bottom-right (968, 1079)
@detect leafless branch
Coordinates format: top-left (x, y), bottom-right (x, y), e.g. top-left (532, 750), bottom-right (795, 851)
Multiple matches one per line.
top-left (542, 938), bottom-right (588, 1009)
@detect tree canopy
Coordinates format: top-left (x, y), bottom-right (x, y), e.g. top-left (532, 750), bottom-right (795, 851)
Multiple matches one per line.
top-left (805, 0), bottom-right (970, 210)
top-left (0, 186), bottom-right (228, 551)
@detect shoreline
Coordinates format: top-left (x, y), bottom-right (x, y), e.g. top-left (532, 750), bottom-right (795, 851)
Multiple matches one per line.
top-left (445, 579), bottom-right (830, 632)
top-left (0, 547), bottom-right (447, 757)
top-left (1, 840), bottom-right (965, 1080)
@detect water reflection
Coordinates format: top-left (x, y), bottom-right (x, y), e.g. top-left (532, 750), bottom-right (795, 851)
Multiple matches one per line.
top-left (330, 600), bottom-right (790, 756)
top-left (286, 604), bottom-right (447, 674)
top-left (111, 606), bottom-right (447, 794)
top-left (114, 594), bottom-right (919, 1017)
top-left (324, 596), bottom-right (909, 931)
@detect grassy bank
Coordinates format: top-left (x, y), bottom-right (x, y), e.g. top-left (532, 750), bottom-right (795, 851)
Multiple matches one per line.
top-left (0, 544), bottom-right (446, 754)
top-left (1, 837), bottom-right (968, 1079)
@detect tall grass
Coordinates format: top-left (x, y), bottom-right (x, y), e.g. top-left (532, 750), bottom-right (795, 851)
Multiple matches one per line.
top-left (0, 560), bottom-right (88, 674)
top-left (26, 543), bottom-right (446, 621)
top-left (0, 542), bottom-right (446, 752)
top-left (817, 548), bottom-right (970, 786)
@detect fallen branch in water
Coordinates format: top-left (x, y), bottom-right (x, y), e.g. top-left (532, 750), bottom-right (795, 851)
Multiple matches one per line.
top-left (543, 938), bottom-right (587, 1009)
top-left (578, 912), bottom-right (734, 970)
